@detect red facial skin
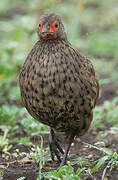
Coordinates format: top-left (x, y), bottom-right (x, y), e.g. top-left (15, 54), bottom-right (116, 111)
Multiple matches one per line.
top-left (39, 20), bottom-right (59, 40)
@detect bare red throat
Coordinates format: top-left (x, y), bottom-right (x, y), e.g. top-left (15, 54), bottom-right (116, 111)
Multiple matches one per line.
top-left (42, 34), bottom-right (57, 40)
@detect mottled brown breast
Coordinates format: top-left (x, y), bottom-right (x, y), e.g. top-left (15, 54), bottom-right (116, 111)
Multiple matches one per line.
top-left (19, 39), bottom-right (99, 136)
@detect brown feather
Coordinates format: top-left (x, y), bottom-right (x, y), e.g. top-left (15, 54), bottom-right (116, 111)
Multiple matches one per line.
top-left (19, 14), bottom-right (99, 138)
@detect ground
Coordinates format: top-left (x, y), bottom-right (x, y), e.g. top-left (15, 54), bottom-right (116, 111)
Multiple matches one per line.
top-left (0, 83), bottom-right (118, 180)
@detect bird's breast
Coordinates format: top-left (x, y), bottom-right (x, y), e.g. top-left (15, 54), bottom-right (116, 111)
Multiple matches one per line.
top-left (19, 40), bottom-right (98, 133)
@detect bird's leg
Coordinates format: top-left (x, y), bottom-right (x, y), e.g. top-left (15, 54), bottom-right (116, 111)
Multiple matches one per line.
top-left (49, 128), bottom-right (64, 162)
top-left (57, 133), bottom-right (75, 170)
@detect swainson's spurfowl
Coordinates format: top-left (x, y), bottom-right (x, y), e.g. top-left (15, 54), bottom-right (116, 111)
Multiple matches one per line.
top-left (19, 13), bottom-right (99, 169)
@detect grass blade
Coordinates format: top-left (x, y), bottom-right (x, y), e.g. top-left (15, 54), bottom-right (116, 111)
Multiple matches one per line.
top-left (37, 136), bottom-right (43, 180)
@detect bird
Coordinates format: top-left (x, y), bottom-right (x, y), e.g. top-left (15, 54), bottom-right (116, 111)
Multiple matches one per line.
top-left (19, 13), bottom-right (99, 169)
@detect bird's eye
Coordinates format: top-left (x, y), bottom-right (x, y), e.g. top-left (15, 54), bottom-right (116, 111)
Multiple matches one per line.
top-left (50, 21), bottom-right (59, 33)
top-left (55, 23), bottom-right (58, 28)
top-left (39, 24), bottom-right (40, 27)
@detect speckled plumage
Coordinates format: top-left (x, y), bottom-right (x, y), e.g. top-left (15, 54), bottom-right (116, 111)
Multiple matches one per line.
top-left (19, 13), bottom-right (99, 168)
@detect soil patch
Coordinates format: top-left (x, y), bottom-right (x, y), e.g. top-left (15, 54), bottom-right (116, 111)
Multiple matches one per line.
top-left (0, 124), bottom-right (118, 180)
top-left (97, 82), bottom-right (118, 105)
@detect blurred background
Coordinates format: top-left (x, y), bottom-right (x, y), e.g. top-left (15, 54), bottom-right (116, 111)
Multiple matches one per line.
top-left (0, 0), bottom-right (118, 151)
top-left (0, 0), bottom-right (118, 179)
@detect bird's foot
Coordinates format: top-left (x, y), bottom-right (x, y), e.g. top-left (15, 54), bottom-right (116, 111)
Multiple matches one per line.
top-left (49, 129), bottom-right (64, 162)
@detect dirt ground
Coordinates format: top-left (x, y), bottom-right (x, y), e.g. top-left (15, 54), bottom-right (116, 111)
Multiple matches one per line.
top-left (0, 83), bottom-right (118, 180)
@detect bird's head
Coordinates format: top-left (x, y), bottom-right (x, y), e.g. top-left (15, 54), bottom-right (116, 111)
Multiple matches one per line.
top-left (37, 13), bottom-right (66, 40)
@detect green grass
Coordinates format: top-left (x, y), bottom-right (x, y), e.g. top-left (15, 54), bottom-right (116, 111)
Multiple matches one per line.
top-left (86, 143), bottom-right (118, 180)
top-left (42, 141), bottom-right (118, 179)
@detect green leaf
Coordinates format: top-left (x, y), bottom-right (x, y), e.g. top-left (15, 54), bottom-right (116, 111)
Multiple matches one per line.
top-left (58, 166), bottom-right (74, 175)
top-left (44, 171), bottom-right (59, 179)
top-left (70, 157), bottom-right (91, 166)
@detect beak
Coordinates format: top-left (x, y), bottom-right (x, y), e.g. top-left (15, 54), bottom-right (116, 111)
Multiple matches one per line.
top-left (42, 23), bottom-right (49, 33)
